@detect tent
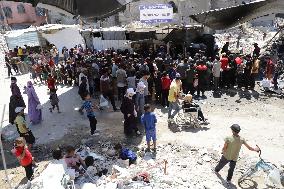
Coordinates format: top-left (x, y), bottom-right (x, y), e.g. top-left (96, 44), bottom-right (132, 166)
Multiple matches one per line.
top-left (42, 26), bottom-right (84, 53)
top-left (4, 24), bottom-right (84, 54)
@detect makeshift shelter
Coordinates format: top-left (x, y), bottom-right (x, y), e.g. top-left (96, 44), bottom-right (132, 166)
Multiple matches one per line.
top-left (190, 0), bottom-right (284, 30)
top-left (4, 24), bottom-right (85, 54)
top-left (5, 28), bottom-right (41, 49)
top-left (41, 26), bottom-right (84, 53)
top-left (161, 26), bottom-right (216, 57)
top-left (81, 27), bottom-right (130, 50)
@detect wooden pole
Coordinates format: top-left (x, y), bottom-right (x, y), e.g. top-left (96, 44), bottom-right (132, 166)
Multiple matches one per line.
top-left (0, 104), bottom-right (12, 189)
top-left (164, 159), bottom-right (168, 175)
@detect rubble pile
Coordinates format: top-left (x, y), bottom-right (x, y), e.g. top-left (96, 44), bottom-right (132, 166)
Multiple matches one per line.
top-left (75, 144), bottom-right (228, 189)
top-left (215, 23), bottom-right (277, 54)
top-left (23, 142), bottom-right (232, 189)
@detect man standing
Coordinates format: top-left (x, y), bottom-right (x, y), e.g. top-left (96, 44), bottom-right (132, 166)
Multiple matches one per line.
top-left (212, 57), bottom-right (221, 90)
top-left (220, 53), bottom-right (229, 88)
top-left (196, 61), bottom-right (208, 97)
top-left (243, 55), bottom-right (253, 89)
top-left (100, 69), bottom-right (118, 111)
top-left (139, 71), bottom-right (150, 103)
top-left (251, 55), bottom-right (260, 89)
top-left (5, 54), bottom-right (13, 77)
top-left (176, 58), bottom-right (189, 93)
top-left (168, 74), bottom-right (182, 121)
top-left (214, 124), bottom-right (259, 184)
top-left (116, 65), bottom-right (127, 101)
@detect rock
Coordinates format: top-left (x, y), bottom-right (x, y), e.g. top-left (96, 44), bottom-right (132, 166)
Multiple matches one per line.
top-left (161, 176), bottom-right (174, 185)
top-left (202, 155), bottom-right (212, 162)
top-left (81, 139), bottom-right (87, 144)
top-left (106, 149), bottom-right (116, 157)
top-left (199, 148), bottom-right (208, 155)
top-left (2, 174), bottom-right (15, 181)
top-left (102, 148), bottom-right (108, 153)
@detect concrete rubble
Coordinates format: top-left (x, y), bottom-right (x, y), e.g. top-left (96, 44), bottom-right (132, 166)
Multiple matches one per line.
top-left (17, 143), bottom-right (235, 189)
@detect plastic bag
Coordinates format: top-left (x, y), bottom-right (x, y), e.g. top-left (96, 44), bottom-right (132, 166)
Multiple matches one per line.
top-left (267, 168), bottom-right (282, 186)
top-left (99, 95), bottom-right (109, 108)
top-left (262, 79), bottom-right (271, 88)
top-left (193, 79), bottom-right (198, 88)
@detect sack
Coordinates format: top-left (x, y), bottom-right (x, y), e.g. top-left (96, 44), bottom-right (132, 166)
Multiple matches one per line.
top-left (267, 168), bottom-right (282, 186)
top-left (99, 95), bottom-right (109, 107)
top-left (262, 79), bottom-right (271, 88)
top-left (36, 104), bottom-right (43, 110)
top-left (121, 148), bottom-right (137, 161)
top-left (193, 79), bottom-right (199, 88)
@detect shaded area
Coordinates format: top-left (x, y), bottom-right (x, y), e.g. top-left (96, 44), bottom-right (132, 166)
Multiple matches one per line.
top-left (190, 0), bottom-right (284, 30)
top-left (38, 0), bottom-right (126, 19)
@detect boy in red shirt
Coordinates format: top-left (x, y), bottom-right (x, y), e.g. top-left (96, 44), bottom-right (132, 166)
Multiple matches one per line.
top-left (11, 137), bottom-right (34, 180)
top-left (161, 72), bottom-right (171, 107)
top-left (47, 74), bottom-right (56, 90)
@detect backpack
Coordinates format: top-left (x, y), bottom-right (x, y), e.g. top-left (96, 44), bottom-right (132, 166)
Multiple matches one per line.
top-left (120, 148), bottom-right (137, 161)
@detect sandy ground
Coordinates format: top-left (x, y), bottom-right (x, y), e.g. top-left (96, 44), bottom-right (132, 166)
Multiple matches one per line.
top-left (0, 65), bottom-right (284, 189)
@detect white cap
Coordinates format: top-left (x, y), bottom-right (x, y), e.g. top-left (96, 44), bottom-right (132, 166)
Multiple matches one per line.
top-left (15, 107), bottom-right (25, 113)
top-left (126, 88), bottom-right (135, 95)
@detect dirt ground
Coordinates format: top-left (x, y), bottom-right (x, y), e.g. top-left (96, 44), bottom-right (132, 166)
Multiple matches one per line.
top-left (1, 69), bottom-right (284, 189)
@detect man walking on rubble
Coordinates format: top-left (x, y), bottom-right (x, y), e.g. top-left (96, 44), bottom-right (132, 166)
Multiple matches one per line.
top-left (214, 124), bottom-right (259, 184)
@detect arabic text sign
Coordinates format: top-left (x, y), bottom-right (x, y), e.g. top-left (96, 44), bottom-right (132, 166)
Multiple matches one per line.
top-left (139, 4), bottom-right (173, 23)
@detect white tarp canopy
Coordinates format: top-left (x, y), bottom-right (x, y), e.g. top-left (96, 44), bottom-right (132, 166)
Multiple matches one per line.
top-left (93, 37), bottom-right (130, 50)
top-left (4, 24), bottom-right (82, 49)
top-left (5, 31), bottom-right (40, 49)
top-left (42, 27), bottom-right (85, 55)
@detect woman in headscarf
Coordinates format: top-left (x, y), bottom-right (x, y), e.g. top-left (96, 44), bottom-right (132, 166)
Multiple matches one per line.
top-left (24, 81), bottom-right (42, 125)
top-left (9, 77), bottom-right (26, 124)
top-left (120, 88), bottom-right (141, 136)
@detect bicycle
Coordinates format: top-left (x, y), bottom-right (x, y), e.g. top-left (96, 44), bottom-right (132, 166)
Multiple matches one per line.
top-left (238, 145), bottom-right (284, 187)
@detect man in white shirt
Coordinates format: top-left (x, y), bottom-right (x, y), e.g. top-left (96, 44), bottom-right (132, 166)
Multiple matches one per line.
top-left (212, 57), bottom-right (221, 90)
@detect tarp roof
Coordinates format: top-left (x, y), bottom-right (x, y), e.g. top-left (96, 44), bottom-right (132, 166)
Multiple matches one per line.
top-left (190, 0), bottom-right (284, 30)
top-left (5, 24), bottom-right (79, 38)
top-left (38, 0), bottom-right (127, 19)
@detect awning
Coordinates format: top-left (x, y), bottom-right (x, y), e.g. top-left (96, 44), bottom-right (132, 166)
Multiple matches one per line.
top-left (190, 0), bottom-right (284, 30)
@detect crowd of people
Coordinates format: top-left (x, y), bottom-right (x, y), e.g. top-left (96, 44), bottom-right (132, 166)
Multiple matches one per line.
top-left (5, 41), bottom-right (283, 183)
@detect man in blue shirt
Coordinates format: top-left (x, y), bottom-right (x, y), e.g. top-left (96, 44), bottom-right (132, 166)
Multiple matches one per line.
top-left (80, 93), bottom-right (97, 135)
top-left (141, 104), bottom-right (157, 152)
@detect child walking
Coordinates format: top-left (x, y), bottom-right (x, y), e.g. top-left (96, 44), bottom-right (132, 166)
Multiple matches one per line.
top-left (49, 88), bottom-right (60, 113)
top-left (141, 104), bottom-right (157, 152)
top-left (11, 137), bottom-right (34, 180)
top-left (80, 93), bottom-right (98, 135)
